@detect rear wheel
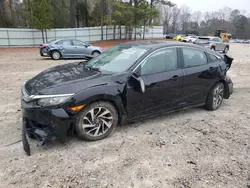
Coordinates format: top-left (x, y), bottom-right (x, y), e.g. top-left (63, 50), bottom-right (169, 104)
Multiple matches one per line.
top-left (205, 82), bottom-right (225, 111)
top-left (211, 46), bottom-right (216, 51)
top-left (223, 46), bottom-right (229, 53)
top-left (75, 102), bottom-right (118, 141)
top-left (92, 51), bottom-right (101, 57)
top-left (51, 50), bottom-right (61, 60)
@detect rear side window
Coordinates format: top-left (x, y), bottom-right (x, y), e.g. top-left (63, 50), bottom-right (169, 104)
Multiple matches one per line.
top-left (141, 48), bottom-right (177, 75)
top-left (182, 48), bottom-right (207, 67)
top-left (208, 53), bottom-right (218, 61)
top-left (59, 40), bottom-right (72, 46)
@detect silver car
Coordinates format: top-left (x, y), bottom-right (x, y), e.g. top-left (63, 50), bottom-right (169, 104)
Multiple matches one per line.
top-left (194, 36), bottom-right (229, 53)
top-left (40, 39), bottom-right (104, 60)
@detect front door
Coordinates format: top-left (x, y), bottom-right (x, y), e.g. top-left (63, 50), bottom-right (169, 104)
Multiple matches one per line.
top-left (126, 48), bottom-right (183, 119)
top-left (72, 40), bottom-right (92, 57)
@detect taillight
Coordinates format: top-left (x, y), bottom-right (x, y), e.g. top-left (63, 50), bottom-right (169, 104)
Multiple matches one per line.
top-left (204, 42), bottom-right (210, 45)
top-left (40, 44), bottom-right (47, 48)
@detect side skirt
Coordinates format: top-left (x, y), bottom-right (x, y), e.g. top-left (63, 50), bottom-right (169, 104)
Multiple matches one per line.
top-left (126, 102), bottom-right (205, 123)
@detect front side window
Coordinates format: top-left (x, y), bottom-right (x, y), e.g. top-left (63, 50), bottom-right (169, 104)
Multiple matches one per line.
top-left (141, 48), bottom-right (177, 75)
top-left (86, 45), bottom-right (147, 73)
top-left (182, 48), bottom-right (207, 67)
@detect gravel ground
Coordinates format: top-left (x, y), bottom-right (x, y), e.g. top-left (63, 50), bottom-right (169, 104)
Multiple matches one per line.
top-left (0, 43), bottom-right (249, 188)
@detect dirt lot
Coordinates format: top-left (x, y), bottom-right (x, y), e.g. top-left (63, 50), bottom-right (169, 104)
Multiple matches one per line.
top-left (0, 41), bottom-right (249, 188)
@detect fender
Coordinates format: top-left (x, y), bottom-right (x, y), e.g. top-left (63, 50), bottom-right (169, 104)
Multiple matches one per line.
top-left (65, 83), bottom-right (127, 119)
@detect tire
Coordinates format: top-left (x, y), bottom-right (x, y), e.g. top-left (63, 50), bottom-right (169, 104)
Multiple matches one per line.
top-left (51, 50), bottom-right (61, 60)
top-left (211, 46), bottom-right (216, 51)
top-left (189, 39), bottom-right (192, 43)
top-left (27, 132), bottom-right (36, 139)
top-left (223, 46), bottom-right (229, 54)
top-left (178, 39), bottom-right (182, 41)
top-left (75, 101), bottom-right (118, 141)
top-left (205, 82), bottom-right (225, 111)
top-left (92, 51), bottom-right (101, 57)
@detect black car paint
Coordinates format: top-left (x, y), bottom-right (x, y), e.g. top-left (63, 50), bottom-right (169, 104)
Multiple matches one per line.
top-left (21, 42), bottom-right (233, 155)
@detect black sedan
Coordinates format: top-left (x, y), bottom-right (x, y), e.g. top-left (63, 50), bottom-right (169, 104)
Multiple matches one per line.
top-left (21, 42), bottom-right (233, 155)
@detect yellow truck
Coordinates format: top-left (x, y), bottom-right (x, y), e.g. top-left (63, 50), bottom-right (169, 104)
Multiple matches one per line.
top-left (214, 29), bottom-right (232, 42)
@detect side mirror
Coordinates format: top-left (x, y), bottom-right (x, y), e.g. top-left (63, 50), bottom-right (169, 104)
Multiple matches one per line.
top-left (132, 73), bottom-right (145, 93)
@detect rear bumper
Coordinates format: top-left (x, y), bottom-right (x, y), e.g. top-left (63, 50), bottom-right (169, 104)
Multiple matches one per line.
top-left (39, 48), bottom-right (49, 56)
top-left (228, 82), bottom-right (233, 96)
top-left (224, 76), bottom-right (233, 99)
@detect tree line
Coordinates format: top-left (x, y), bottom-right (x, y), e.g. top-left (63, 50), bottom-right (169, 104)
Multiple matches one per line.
top-left (160, 5), bottom-right (250, 39)
top-left (0, 0), bottom-right (250, 39)
top-left (0, 0), bottom-right (174, 40)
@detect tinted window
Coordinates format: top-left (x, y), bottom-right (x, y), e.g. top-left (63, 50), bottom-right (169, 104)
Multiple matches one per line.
top-left (208, 54), bottom-right (218, 61)
top-left (72, 40), bottom-right (86, 46)
top-left (60, 40), bottom-right (72, 46)
top-left (182, 48), bottom-right (207, 67)
top-left (141, 48), bottom-right (177, 75)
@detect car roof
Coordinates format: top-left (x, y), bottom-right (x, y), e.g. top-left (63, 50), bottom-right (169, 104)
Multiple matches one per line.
top-left (119, 41), bottom-right (210, 51)
top-left (119, 41), bottom-right (223, 57)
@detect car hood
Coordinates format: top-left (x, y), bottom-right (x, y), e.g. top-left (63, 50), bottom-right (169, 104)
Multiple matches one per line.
top-left (25, 62), bottom-right (114, 95)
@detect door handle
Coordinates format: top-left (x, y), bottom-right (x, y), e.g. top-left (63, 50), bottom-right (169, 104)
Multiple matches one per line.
top-left (170, 75), bottom-right (180, 81)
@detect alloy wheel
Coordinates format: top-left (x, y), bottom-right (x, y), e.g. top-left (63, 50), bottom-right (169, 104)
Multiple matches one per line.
top-left (213, 84), bottom-right (224, 109)
top-left (52, 51), bottom-right (60, 60)
top-left (92, 52), bottom-right (100, 57)
top-left (82, 107), bottom-right (113, 137)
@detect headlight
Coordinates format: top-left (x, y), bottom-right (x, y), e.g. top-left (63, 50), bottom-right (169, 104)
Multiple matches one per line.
top-left (37, 95), bottom-right (73, 107)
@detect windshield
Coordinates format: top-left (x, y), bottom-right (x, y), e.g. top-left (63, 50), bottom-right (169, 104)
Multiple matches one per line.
top-left (86, 45), bottom-right (147, 73)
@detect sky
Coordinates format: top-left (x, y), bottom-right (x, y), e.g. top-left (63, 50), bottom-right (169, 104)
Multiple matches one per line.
top-left (172, 0), bottom-right (250, 13)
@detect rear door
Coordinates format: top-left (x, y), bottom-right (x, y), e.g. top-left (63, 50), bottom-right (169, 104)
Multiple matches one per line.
top-left (180, 47), bottom-right (220, 105)
top-left (59, 39), bottom-right (75, 57)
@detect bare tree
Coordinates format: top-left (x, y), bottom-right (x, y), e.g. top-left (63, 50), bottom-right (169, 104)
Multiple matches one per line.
top-left (179, 5), bottom-right (191, 33)
top-left (69, 0), bottom-right (76, 28)
top-left (217, 7), bottom-right (232, 21)
top-left (192, 11), bottom-right (202, 26)
top-left (171, 6), bottom-right (180, 33)
top-left (160, 5), bottom-right (175, 33)
top-left (100, 0), bottom-right (104, 40)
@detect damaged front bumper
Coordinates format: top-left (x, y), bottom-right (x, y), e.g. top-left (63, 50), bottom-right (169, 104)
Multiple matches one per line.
top-left (21, 103), bottom-right (73, 156)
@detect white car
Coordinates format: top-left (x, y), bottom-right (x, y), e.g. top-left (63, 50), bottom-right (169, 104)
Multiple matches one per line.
top-left (183, 35), bottom-right (198, 43)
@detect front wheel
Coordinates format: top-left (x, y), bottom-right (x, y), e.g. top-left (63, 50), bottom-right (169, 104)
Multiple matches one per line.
top-left (75, 102), bottom-right (118, 141)
top-left (205, 82), bottom-right (225, 111)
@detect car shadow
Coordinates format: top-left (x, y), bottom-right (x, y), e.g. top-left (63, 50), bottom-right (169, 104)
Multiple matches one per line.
top-left (39, 57), bottom-right (88, 61)
top-left (27, 106), bottom-right (207, 155)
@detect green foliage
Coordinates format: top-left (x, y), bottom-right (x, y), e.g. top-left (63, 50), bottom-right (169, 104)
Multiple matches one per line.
top-left (29, 0), bottom-right (53, 30)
